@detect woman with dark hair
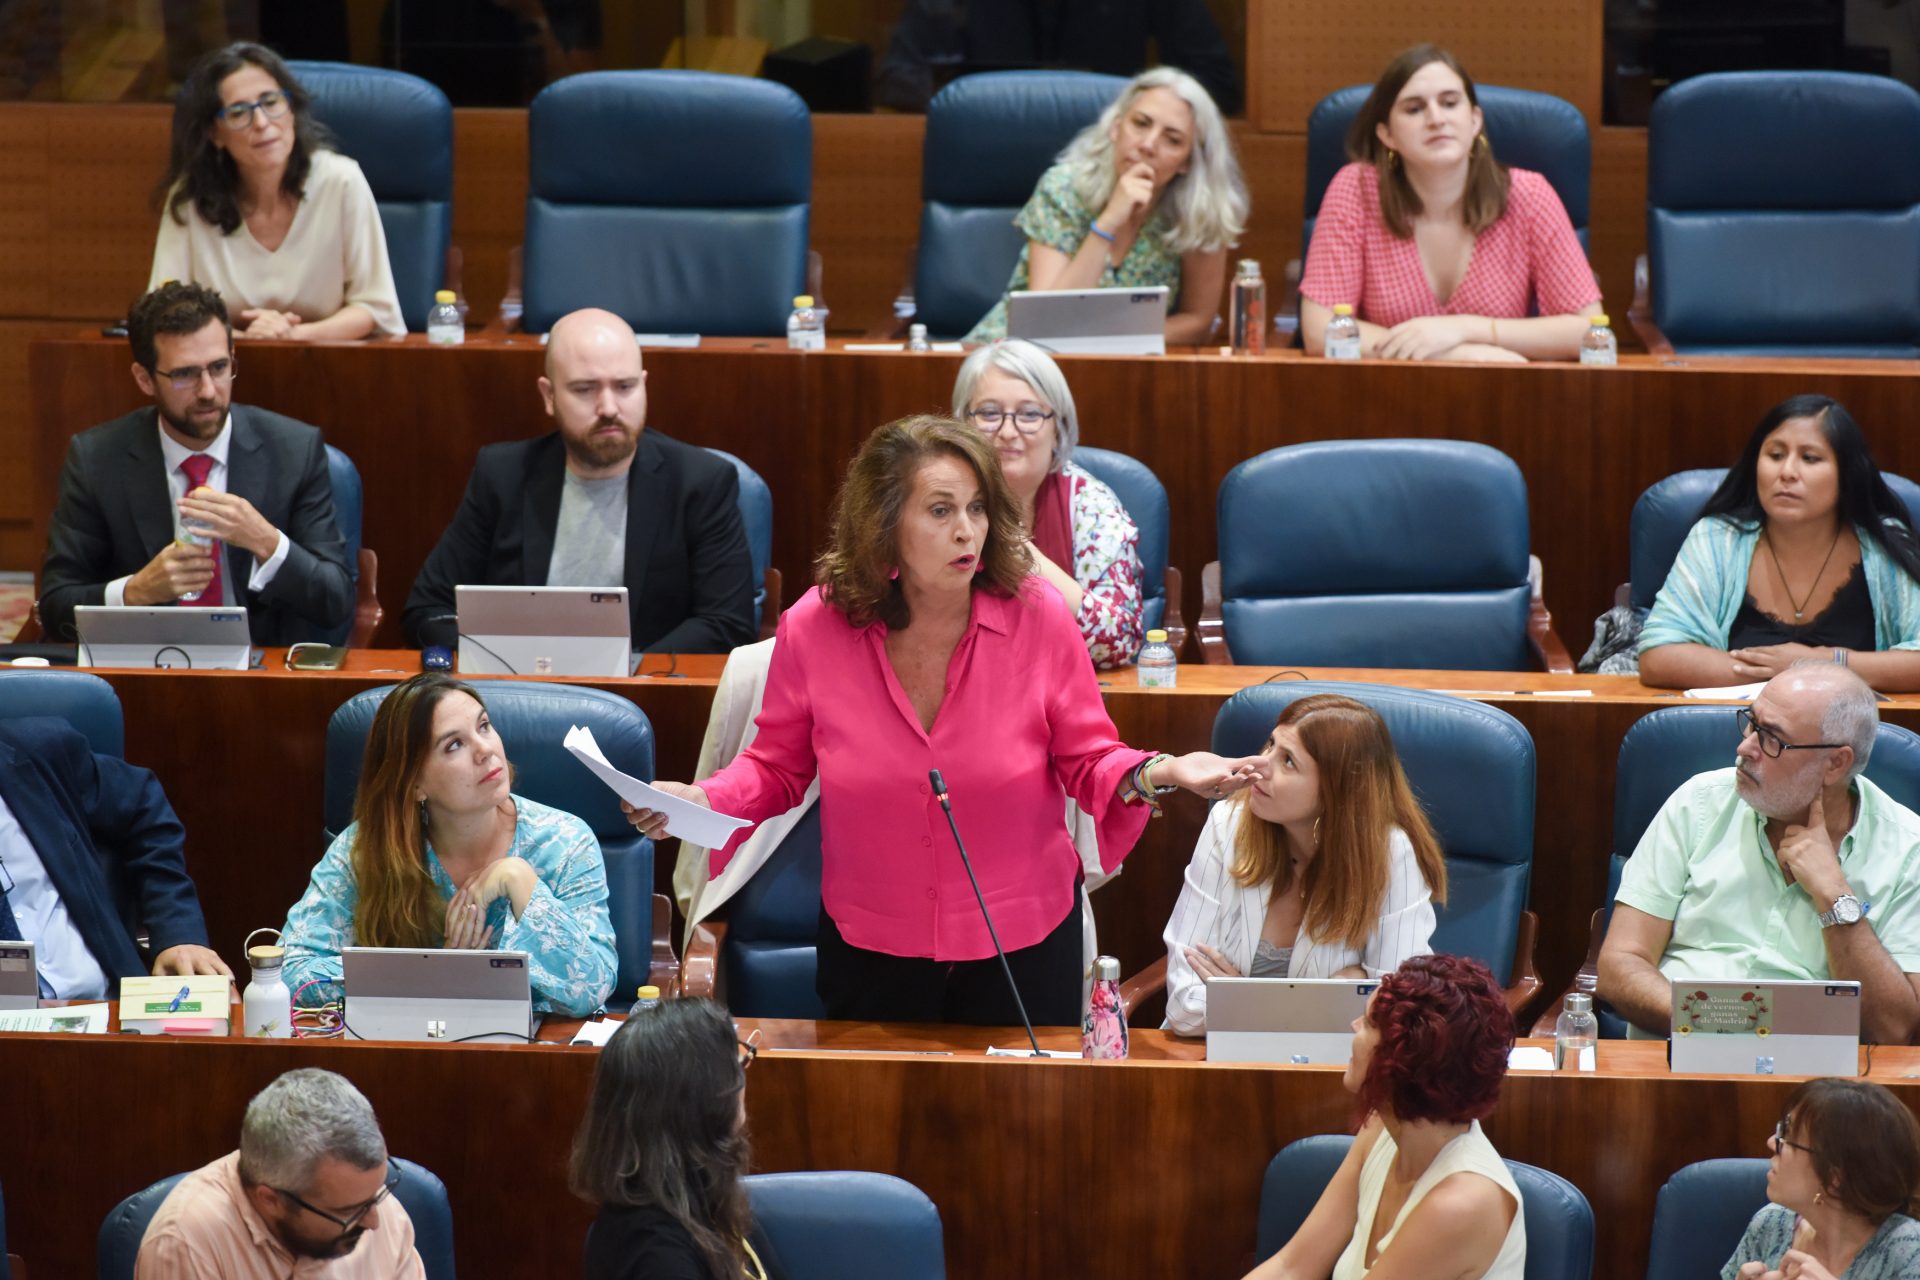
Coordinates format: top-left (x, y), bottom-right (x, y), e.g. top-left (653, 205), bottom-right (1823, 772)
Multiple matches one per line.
top-left (149, 42), bottom-right (406, 341)
top-left (1299, 44), bottom-right (1600, 362)
top-left (279, 673), bottom-right (616, 1016)
top-left (1244, 953), bottom-right (1524, 1280)
top-left (1726, 1078), bottom-right (1920, 1279)
top-left (626, 415), bottom-right (1267, 1026)
top-left (1640, 394), bottom-right (1920, 691)
top-left (572, 999), bottom-right (778, 1280)
top-left (1162, 694), bottom-right (1448, 1036)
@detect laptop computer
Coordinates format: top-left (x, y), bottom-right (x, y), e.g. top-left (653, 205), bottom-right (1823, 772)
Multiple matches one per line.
top-left (1206, 977), bottom-right (1379, 1064)
top-left (454, 585), bottom-right (631, 677)
top-left (1668, 979), bottom-right (1862, 1076)
top-left (75, 605), bottom-right (251, 670)
top-left (342, 947), bottom-right (539, 1044)
top-left (1006, 286), bottom-right (1170, 356)
top-left (0, 941), bottom-right (37, 1010)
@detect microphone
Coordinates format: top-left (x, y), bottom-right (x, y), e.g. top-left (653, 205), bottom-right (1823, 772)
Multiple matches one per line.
top-left (929, 768), bottom-right (1044, 1057)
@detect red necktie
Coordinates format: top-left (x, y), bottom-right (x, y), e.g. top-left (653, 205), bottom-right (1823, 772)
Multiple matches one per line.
top-left (178, 453), bottom-right (225, 608)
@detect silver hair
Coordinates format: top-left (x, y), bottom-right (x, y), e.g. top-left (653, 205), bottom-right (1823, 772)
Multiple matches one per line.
top-left (950, 339), bottom-right (1079, 471)
top-left (237, 1068), bottom-right (387, 1192)
top-left (1789, 659), bottom-right (1878, 779)
top-left (1057, 66), bottom-right (1248, 255)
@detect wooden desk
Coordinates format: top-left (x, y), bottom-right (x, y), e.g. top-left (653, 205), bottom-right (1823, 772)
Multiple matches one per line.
top-left (0, 1012), bottom-right (1908, 1280)
top-left (33, 336), bottom-right (1920, 655)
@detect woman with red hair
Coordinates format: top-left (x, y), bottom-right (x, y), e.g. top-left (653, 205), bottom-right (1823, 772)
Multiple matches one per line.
top-left (1243, 953), bottom-right (1523, 1280)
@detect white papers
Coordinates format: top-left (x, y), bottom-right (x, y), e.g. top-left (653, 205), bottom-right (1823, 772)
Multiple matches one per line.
top-left (1684, 682), bottom-right (1766, 701)
top-left (632, 333), bottom-right (701, 348)
top-left (0, 1003), bottom-right (110, 1034)
top-left (1509, 1045), bottom-right (1593, 1071)
top-left (563, 725), bottom-right (751, 847)
top-left (568, 1018), bottom-right (622, 1047)
top-left (986, 1045), bottom-right (1081, 1058)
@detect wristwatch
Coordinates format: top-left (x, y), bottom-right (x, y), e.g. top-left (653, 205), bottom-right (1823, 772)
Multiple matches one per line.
top-left (1819, 894), bottom-right (1866, 928)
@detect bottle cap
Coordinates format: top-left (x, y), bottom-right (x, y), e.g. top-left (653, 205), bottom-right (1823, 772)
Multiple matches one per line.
top-left (635, 984), bottom-right (661, 1001)
top-left (248, 944), bottom-right (285, 965)
top-left (435, 290), bottom-right (456, 304)
top-left (793, 295), bottom-right (814, 308)
top-left (1333, 303), bottom-right (1354, 316)
top-left (909, 323), bottom-right (928, 338)
top-left (1591, 313), bottom-right (1609, 328)
top-left (1236, 258), bottom-right (1261, 276)
top-left (1146, 628), bottom-right (1168, 643)
top-left (1094, 956), bottom-right (1121, 982)
top-left (1564, 992), bottom-right (1592, 1015)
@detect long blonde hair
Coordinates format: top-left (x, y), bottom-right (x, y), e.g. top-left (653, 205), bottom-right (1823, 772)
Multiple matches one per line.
top-left (1228, 695), bottom-right (1447, 949)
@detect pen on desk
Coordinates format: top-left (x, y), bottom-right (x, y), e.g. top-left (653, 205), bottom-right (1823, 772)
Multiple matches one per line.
top-left (167, 984), bottom-right (191, 1012)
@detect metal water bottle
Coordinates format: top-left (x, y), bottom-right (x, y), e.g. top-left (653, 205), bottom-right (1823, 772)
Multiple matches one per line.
top-left (1083, 955), bottom-right (1129, 1059)
top-left (243, 940), bottom-right (293, 1039)
top-left (1230, 259), bottom-right (1267, 355)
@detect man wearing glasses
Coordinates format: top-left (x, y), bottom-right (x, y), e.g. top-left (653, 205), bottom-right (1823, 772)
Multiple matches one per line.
top-left (37, 282), bottom-right (354, 646)
top-left (137, 1067), bottom-right (423, 1276)
top-left (1599, 663), bottom-right (1920, 1042)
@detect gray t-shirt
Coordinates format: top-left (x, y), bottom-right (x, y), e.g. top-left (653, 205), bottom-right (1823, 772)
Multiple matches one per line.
top-left (545, 470), bottom-right (627, 588)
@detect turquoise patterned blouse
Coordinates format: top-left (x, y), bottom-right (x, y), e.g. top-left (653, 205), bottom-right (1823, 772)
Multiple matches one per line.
top-left (965, 162), bottom-right (1183, 343)
top-left (1723, 1204), bottom-right (1920, 1279)
top-left (281, 795), bottom-right (618, 1017)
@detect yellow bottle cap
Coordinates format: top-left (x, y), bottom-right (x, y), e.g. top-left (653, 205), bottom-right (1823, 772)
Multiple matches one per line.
top-left (1333, 303), bottom-right (1354, 316)
top-left (636, 985), bottom-right (661, 1001)
top-left (435, 290), bottom-right (456, 304)
top-left (793, 295), bottom-right (814, 308)
top-left (1592, 313), bottom-right (1609, 327)
top-left (1146, 629), bottom-right (1168, 643)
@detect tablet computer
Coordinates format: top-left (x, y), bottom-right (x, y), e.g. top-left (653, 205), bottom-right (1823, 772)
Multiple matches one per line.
top-left (342, 947), bottom-right (539, 1044)
top-left (1007, 286), bottom-right (1170, 356)
top-left (454, 585), bottom-right (631, 677)
top-left (1206, 977), bottom-right (1379, 1064)
top-left (1668, 978), bottom-right (1861, 1076)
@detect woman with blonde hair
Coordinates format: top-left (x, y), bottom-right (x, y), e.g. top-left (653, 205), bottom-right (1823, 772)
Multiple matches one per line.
top-left (1163, 694), bottom-right (1448, 1036)
top-left (280, 673), bottom-right (616, 1017)
top-left (966, 66), bottom-right (1248, 345)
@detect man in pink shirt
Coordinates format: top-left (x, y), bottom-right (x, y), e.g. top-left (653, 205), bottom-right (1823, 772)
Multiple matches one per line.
top-left (136, 1068), bottom-right (423, 1279)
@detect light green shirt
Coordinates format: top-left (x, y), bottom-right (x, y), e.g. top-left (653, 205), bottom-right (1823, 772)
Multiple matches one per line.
top-left (1617, 768), bottom-right (1920, 981)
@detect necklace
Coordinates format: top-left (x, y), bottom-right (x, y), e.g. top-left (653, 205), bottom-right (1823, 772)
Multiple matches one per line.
top-left (1763, 527), bottom-right (1843, 621)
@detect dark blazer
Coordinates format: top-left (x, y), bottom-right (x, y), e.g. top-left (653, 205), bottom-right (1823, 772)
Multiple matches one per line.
top-left (403, 429), bottom-right (757, 653)
top-left (38, 405), bottom-right (355, 647)
top-left (0, 718), bottom-right (210, 991)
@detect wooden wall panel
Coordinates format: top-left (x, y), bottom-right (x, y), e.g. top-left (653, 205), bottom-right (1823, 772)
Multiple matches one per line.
top-left (448, 108), bottom-right (527, 325)
top-left (1591, 124), bottom-right (1649, 347)
top-left (811, 113), bottom-right (921, 327)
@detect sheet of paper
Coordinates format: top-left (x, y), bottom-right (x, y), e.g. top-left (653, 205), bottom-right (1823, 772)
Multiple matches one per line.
top-left (1684, 681), bottom-right (1766, 701)
top-left (1509, 1045), bottom-right (1593, 1071)
top-left (568, 1018), bottom-right (622, 1047)
top-left (986, 1045), bottom-right (1081, 1058)
top-left (632, 333), bottom-right (701, 348)
top-left (843, 342), bottom-right (905, 351)
top-left (0, 1003), bottom-right (110, 1034)
top-left (564, 724), bottom-right (751, 847)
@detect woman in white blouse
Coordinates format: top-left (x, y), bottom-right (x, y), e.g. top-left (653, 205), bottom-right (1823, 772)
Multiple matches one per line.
top-left (1162, 693), bottom-right (1446, 1036)
top-left (149, 43), bottom-right (405, 341)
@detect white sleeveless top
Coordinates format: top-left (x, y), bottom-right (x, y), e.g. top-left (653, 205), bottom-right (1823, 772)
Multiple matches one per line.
top-left (1331, 1121), bottom-right (1526, 1280)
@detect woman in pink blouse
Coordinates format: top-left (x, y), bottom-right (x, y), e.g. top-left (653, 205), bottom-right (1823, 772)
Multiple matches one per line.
top-left (1299, 44), bottom-right (1602, 362)
top-left (626, 416), bottom-right (1266, 1025)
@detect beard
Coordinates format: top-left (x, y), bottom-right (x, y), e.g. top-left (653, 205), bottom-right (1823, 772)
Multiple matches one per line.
top-left (279, 1223), bottom-right (367, 1260)
top-left (157, 393), bottom-right (228, 442)
top-left (564, 418), bottom-right (640, 470)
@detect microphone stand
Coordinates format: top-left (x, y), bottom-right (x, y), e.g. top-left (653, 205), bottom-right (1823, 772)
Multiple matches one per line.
top-left (929, 768), bottom-right (1045, 1057)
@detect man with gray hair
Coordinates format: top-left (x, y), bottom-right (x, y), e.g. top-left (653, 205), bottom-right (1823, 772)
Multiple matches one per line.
top-left (1600, 662), bottom-right (1920, 1043)
top-left (136, 1067), bottom-right (422, 1277)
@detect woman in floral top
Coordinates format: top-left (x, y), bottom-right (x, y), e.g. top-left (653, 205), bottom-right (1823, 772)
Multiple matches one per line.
top-left (965, 66), bottom-right (1248, 345)
top-left (281, 673), bottom-right (617, 1017)
top-left (953, 339), bottom-right (1145, 668)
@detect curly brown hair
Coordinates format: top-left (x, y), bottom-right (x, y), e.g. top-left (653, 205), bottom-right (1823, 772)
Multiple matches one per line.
top-left (815, 415), bottom-right (1030, 629)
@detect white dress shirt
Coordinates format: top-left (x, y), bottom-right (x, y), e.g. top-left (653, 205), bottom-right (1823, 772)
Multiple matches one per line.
top-left (104, 415), bottom-right (291, 607)
top-left (0, 787), bottom-right (111, 999)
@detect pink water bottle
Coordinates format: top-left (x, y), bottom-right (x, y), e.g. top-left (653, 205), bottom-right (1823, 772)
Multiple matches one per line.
top-left (1083, 955), bottom-right (1129, 1059)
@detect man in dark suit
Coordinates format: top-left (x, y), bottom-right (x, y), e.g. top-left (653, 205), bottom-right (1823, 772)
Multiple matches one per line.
top-left (37, 282), bottom-right (354, 646)
top-left (403, 307), bottom-right (756, 653)
top-left (0, 717), bottom-right (229, 997)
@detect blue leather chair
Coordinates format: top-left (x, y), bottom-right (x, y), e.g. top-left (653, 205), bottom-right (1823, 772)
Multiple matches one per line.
top-left (287, 61), bottom-right (453, 333)
top-left (746, 1171), bottom-right (945, 1279)
top-left (322, 444), bottom-right (382, 648)
top-left (1645, 1158), bottom-right (1769, 1280)
top-left (1074, 445), bottom-right (1180, 655)
top-left (1626, 467), bottom-right (1920, 615)
top-left (914, 71), bottom-right (1127, 338)
top-left (96, 1155), bottom-right (456, 1279)
top-left (523, 71), bottom-right (811, 336)
top-left (1644, 71), bottom-right (1920, 357)
top-left (1302, 84), bottom-right (1591, 259)
top-left (1200, 440), bottom-right (1568, 672)
top-left (1254, 1134), bottom-right (1594, 1280)
top-left (326, 682), bottom-right (671, 1008)
top-left (710, 804), bottom-right (826, 1019)
top-left (0, 669), bottom-right (123, 755)
top-left (704, 448), bottom-right (780, 639)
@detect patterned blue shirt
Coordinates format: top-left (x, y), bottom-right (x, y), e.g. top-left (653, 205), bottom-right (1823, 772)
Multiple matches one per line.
top-left (281, 795), bottom-right (617, 1017)
top-left (1723, 1205), bottom-right (1920, 1279)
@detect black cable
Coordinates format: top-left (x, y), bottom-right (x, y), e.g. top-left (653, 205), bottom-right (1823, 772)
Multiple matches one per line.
top-left (1259, 669), bottom-right (1310, 684)
top-left (342, 1019), bottom-right (539, 1045)
top-left (454, 632), bottom-right (519, 675)
top-left (152, 645), bottom-right (192, 669)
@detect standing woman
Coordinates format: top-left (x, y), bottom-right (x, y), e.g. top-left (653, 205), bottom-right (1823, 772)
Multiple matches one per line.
top-left (965, 67), bottom-right (1248, 345)
top-left (1299, 44), bottom-right (1600, 362)
top-left (150, 42), bottom-right (406, 341)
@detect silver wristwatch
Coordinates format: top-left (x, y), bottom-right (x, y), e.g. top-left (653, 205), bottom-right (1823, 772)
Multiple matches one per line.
top-left (1819, 894), bottom-right (1865, 928)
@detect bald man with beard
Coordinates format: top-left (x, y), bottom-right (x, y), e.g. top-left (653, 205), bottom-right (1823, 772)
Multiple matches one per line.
top-left (403, 309), bottom-right (756, 654)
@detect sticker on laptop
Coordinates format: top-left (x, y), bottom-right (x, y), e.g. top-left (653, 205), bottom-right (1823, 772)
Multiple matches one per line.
top-left (1675, 986), bottom-right (1773, 1036)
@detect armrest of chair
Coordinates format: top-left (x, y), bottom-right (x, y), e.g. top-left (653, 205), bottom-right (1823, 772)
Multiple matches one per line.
top-left (1161, 564), bottom-right (1188, 659)
top-left (680, 917), bottom-right (727, 1000)
top-left (1627, 253), bottom-right (1674, 357)
top-left (1503, 909), bottom-right (1544, 1023)
top-left (484, 245), bottom-right (525, 335)
top-left (8, 1250), bottom-right (25, 1278)
top-left (1528, 596), bottom-right (1575, 674)
top-left (1272, 257), bottom-right (1303, 346)
top-left (647, 893), bottom-right (681, 999)
top-left (349, 548), bottom-right (383, 649)
top-left (759, 568), bottom-right (783, 642)
top-left (1118, 954), bottom-right (1167, 1023)
top-left (1613, 581), bottom-right (1630, 609)
top-left (13, 601), bottom-right (42, 643)
top-left (1197, 561), bottom-right (1230, 664)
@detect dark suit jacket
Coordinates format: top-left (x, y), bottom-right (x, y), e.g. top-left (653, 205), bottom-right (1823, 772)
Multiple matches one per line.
top-left (0, 718), bottom-right (210, 991)
top-left (38, 405), bottom-right (355, 647)
top-left (403, 429), bottom-right (757, 653)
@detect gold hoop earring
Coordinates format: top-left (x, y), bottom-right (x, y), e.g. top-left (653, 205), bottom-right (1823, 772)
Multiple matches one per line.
top-left (1476, 134), bottom-right (1490, 153)
top-left (1385, 150), bottom-right (1400, 169)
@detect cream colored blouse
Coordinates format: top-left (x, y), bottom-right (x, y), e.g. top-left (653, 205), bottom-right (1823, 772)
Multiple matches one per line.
top-left (148, 149), bottom-right (406, 338)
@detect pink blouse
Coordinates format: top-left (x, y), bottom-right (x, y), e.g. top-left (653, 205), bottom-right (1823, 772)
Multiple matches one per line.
top-left (698, 581), bottom-right (1154, 961)
top-left (1299, 162), bottom-right (1599, 329)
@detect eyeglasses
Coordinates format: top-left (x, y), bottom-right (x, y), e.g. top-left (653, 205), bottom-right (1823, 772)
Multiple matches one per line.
top-left (154, 356), bottom-right (236, 393)
top-left (738, 1027), bottom-right (762, 1070)
top-left (965, 405), bottom-right (1056, 436)
top-left (217, 91), bottom-right (289, 130)
top-left (273, 1165), bottom-right (401, 1237)
top-left (1773, 1116), bottom-right (1819, 1157)
top-left (1737, 707), bottom-right (1845, 760)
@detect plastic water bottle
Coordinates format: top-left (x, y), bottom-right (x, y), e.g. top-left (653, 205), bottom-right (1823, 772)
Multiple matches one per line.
top-left (907, 323), bottom-right (931, 352)
top-left (632, 984), bottom-right (662, 1014)
top-left (1554, 992), bottom-right (1597, 1071)
top-left (1082, 956), bottom-right (1128, 1059)
top-left (786, 295), bottom-right (827, 351)
top-left (427, 289), bottom-right (463, 345)
top-left (1324, 303), bottom-right (1362, 360)
top-left (1580, 313), bottom-right (1617, 366)
top-left (175, 511), bottom-right (213, 602)
top-left (1230, 258), bottom-right (1267, 355)
top-left (1136, 628), bottom-right (1177, 688)
top-left (243, 943), bottom-right (293, 1039)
